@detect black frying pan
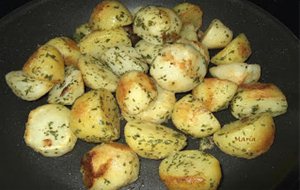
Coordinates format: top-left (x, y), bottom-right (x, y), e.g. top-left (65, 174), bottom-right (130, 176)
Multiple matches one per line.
top-left (0, 0), bottom-right (298, 189)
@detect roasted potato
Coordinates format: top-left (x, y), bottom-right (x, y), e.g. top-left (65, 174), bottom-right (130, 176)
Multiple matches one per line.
top-left (159, 150), bottom-right (222, 190)
top-left (209, 62), bottom-right (261, 85)
top-left (211, 33), bottom-right (252, 65)
top-left (230, 83), bottom-right (288, 118)
top-left (78, 55), bottom-right (119, 92)
top-left (23, 44), bottom-right (65, 84)
top-left (173, 2), bottom-right (203, 30)
top-left (192, 78), bottom-right (238, 112)
top-left (150, 43), bottom-right (207, 93)
top-left (179, 23), bottom-right (198, 41)
top-left (101, 45), bottom-right (148, 76)
top-left (78, 28), bottom-right (131, 59)
top-left (213, 113), bottom-right (275, 159)
top-left (133, 6), bottom-right (182, 44)
top-left (48, 66), bottom-right (84, 105)
top-left (201, 19), bottom-right (233, 49)
top-left (89, 0), bottom-right (133, 30)
top-left (124, 121), bottom-right (187, 159)
top-left (5, 70), bottom-right (54, 101)
top-left (24, 104), bottom-right (77, 157)
top-left (70, 89), bottom-right (120, 143)
top-left (172, 94), bottom-right (221, 138)
top-left (46, 37), bottom-right (81, 66)
top-left (134, 40), bottom-right (163, 64)
top-left (73, 23), bottom-right (92, 42)
top-left (122, 85), bottom-right (176, 124)
top-left (81, 142), bottom-right (139, 190)
top-left (116, 71), bottom-right (157, 115)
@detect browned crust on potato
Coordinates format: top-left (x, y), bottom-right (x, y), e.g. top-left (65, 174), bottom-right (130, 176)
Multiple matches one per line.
top-left (160, 174), bottom-right (206, 190)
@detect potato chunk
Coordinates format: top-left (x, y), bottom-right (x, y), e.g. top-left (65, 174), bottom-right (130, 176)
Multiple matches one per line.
top-left (81, 143), bottom-right (139, 190)
top-left (73, 23), bottom-right (92, 42)
top-left (159, 150), bottom-right (222, 190)
top-left (211, 33), bottom-right (252, 65)
top-left (5, 70), bottom-right (54, 101)
top-left (89, 0), bottom-right (133, 30)
top-left (213, 113), bottom-right (275, 159)
top-left (23, 44), bottom-right (64, 84)
top-left (134, 40), bottom-right (163, 64)
top-left (24, 104), bottom-right (77, 157)
top-left (172, 94), bottom-right (220, 138)
top-left (230, 83), bottom-right (288, 118)
top-left (192, 78), bottom-right (238, 112)
top-left (124, 121), bottom-right (187, 159)
top-left (70, 89), bottom-right (120, 143)
top-left (150, 43), bottom-right (207, 93)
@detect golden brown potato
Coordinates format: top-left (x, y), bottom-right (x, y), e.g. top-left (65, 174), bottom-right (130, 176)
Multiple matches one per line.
top-left (116, 71), bottom-right (157, 115)
top-left (172, 94), bottom-right (220, 138)
top-left (211, 33), bottom-right (252, 65)
top-left (46, 37), bottom-right (81, 66)
top-left (124, 121), bottom-right (187, 159)
top-left (230, 83), bottom-right (288, 118)
top-left (192, 78), bottom-right (238, 112)
top-left (213, 113), bottom-right (275, 159)
top-left (81, 143), bottom-right (139, 190)
top-left (89, 0), bottom-right (133, 30)
top-left (159, 150), bottom-right (222, 190)
top-left (23, 44), bottom-right (65, 84)
top-left (73, 23), bottom-right (92, 42)
top-left (70, 89), bottom-right (120, 143)
top-left (173, 2), bottom-right (203, 30)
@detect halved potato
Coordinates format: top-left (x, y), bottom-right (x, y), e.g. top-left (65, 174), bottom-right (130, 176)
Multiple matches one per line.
top-left (23, 44), bottom-right (65, 84)
top-left (211, 33), bottom-right (252, 65)
top-left (150, 43), bottom-right (207, 93)
top-left (134, 40), bottom-right (163, 64)
top-left (73, 23), bottom-right (92, 42)
top-left (124, 121), bottom-right (187, 159)
top-left (192, 78), bottom-right (238, 112)
top-left (159, 150), bottom-right (222, 190)
top-left (201, 19), bottom-right (233, 49)
top-left (48, 66), bottom-right (84, 105)
top-left (70, 89), bottom-right (120, 143)
top-left (172, 94), bottom-right (221, 138)
top-left (24, 104), bottom-right (77, 157)
top-left (209, 62), bottom-right (261, 85)
top-left (101, 45), bottom-right (148, 76)
top-left (79, 28), bottom-right (131, 59)
top-left (78, 55), bottom-right (119, 92)
top-left (116, 71), bottom-right (157, 115)
top-left (89, 0), bottom-right (133, 30)
top-left (5, 70), bottom-right (54, 101)
top-left (133, 6), bottom-right (182, 44)
top-left (213, 113), bottom-right (275, 159)
top-left (81, 143), bottom-right (139, 190)
top-left (122, 85), bottom-right (176, 124)
top-left (173, 2), bottom-right (203, 30)
top-left (230, 83), bottom-right (288, 119)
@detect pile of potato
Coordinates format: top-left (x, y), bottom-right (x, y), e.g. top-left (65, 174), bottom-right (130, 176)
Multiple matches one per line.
top-left (5, 0), bottom-right (288, 190)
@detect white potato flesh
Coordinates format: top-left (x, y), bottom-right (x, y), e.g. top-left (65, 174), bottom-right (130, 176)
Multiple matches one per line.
top-left (230, 83), bottom-right (288, 118)
top-left (124, 121), bottom-right (187, 159)
top-left (24, 104), bottom-right (77, 157)
top-left (201, 19), bottom-right (233, 49)
top-left (5, 70), bottom-right (54, 101)
top-left (209, 62), bottom-right (261, 85)
top-left (89, 0), bottom-right (133, 30)
top-left (172, 94), bottom-right (221, 138)
top-left (81, 143), bottom-right (139, 190)
top-left (179, 23), bottom-right (198, 41)
top-left (101, 45), bottom-right (148, 76)
top-left (150, 43), bottom-right (207, 93)
top-left (134, 40), bottom-right (163, 64)
top-left (79, 28), bottom-right (131, 59)
top-left (133, 6), bottom-right (182, 44)
top-left (159, 150), bottom-right (221, 190)
top-left (78, 56), bottom-right (119, 92)
top-left (48, 66), bottom-right (84, 105)
top-left (192, 78), bottom-right (238, 112)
